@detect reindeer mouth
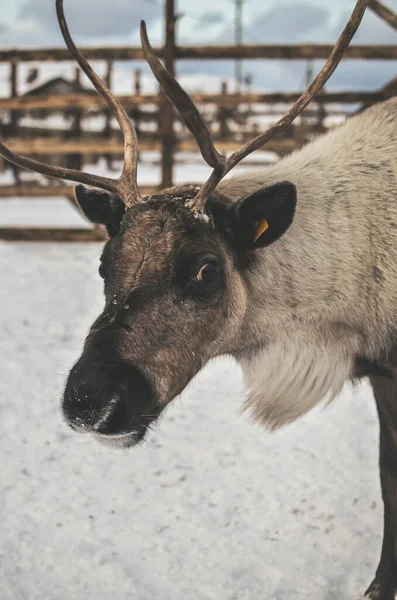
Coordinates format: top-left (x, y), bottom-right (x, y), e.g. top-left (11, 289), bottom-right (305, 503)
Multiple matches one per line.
top-left (67, 396), bottom-right (160, 448)
top-left (92, 422), bottom-right (156, 448)
top-left (63, 359), bottom-right (160, 448)
top-left (94, 431), bottom-right (143, 448)
top-left (91, 396), bottom-right (160, 448)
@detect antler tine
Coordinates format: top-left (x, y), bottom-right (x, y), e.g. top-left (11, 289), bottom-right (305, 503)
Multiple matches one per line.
top-left (56, 0), bottom-right (142, 205)
top-left (140, 21), bottom-right (226, 172)
top-left (190, 0), bottom-right (369, 213)
top-left (0, 1), bottom-right (143, 206)
top-left (368, 0), bottom-right (397, 31)
top-left (0, 138), bottom-right (120, 194)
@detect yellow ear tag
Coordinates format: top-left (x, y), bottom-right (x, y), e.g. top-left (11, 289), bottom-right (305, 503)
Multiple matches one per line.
top-left (253, 218), bottom-right (269, 242)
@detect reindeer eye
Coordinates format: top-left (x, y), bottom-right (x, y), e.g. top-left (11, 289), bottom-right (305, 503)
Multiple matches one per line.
top-left (98, 262), bottom-right (105, 279)
top-left (195, 262), bottom-right (218, 283)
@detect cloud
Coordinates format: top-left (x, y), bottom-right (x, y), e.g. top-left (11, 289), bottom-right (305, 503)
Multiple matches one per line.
top-left (245, 2), bottom-right (330, 44)
top-left (1, 0), bottom-right (395, 94)
top-left (308, 7), bottom-right (397, 91)
top-left (206, 1), bottom-right (330, 45)
top-left (0, 21), bottom-right (58, 48)
top-left (178, 1), bottom-right (397, 92)
top-left (179, 2), bottom-right (331, 90)
top-left (19, 0), bottom-right (160, 39)
top-left (194, 11), bottom-right (224, 28)
top-left (333, 6), bottom-right (397, 44)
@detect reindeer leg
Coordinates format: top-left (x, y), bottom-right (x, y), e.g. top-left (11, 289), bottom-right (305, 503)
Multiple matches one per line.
top-left (364, 374), bottom-right (397, 600)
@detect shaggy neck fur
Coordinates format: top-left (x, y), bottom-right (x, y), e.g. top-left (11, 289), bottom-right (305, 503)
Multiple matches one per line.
top-left (219, 98), bottom-right (397, 428)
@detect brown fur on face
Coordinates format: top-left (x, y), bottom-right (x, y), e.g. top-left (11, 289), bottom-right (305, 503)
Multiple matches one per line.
top-left (101, 193), bottom-right (246, 398)
top-left (63, 186), bottom-right (247, 445)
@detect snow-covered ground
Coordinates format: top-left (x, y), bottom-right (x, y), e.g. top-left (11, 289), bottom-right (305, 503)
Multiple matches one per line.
top-left (0, 217), bottom-right (384, 599)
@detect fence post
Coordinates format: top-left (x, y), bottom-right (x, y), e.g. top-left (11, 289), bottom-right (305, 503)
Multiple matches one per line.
top-left (218, 80), bottom-right (230, 139)
top-left (10, 60), bottom-right (18, 130)
top-left (160, 0), bottom-right (176, 188)
top-left (133, 68), bottom-right (142, 138)
top-left (104, 59), bottom-right (113, 170)
top-left (9, 60), bottom-right (20, 183)
top-left (68, 67), bottom-right (83, 171)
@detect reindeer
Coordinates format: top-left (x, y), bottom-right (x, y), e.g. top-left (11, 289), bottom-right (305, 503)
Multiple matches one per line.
top-left (2, 0), bottom-right (397, 597)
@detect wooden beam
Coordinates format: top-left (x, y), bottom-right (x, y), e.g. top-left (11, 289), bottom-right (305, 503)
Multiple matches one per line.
top-left (2, 136), bottom-right (297, 156)
top-left (0, 93), bottom-right (155, 109)
top-left (3, 137), bottom-right (148, 155)
top-left (0, 184), bottom-right (159, 198)
top-left (68, 68), bottom-right (83, 171)
top-left (8, 59), bottom-right (21, 185)
top-left (160, 0), bottom-right (176, 188)
top-left (0, 90), bottom-right (393, 111)
top-left (0, 227), bottom-right (108, 242)
top-left (0, 44), bottom-right (396, 63)
top-left (10, 60), bottom-right (19, 131)
top-left (369, 0), bottom-right (397, 30)
top-left (381, 75), bottom-right (397, 94)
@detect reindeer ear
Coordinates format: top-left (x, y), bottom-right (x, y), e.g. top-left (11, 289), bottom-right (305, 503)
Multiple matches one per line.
top-left (75, 185), bottom-right (126, 237)
top-left (232, 181), bottom-right (297, 249)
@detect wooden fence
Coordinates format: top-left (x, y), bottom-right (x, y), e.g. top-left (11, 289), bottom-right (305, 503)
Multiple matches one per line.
top-left (0, 0), bottom-right (396, 241)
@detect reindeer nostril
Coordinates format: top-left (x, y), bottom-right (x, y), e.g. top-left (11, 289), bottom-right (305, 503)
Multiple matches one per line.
top-left (70, 418), bottom-right (90, 434)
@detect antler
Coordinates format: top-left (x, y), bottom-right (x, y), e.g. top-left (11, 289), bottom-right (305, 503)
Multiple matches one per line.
top-left (142, 0), bottom-right (369, 214)
top-left (368, 0), bottom-right (397, 31)
top-left (140, 21), bottom-right (226, 173)
top-left (0, 0), bottom-right (142, 207)
top-left (0, 0), bottom-right (369, 214)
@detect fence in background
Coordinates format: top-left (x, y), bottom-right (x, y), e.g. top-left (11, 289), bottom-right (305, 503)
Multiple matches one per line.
top-left (0, 0), bottom-right (396, 241)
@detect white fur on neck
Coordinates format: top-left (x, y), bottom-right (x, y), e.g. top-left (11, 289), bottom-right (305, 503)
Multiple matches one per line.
top-left (239, 340), bottom-right (354, 429)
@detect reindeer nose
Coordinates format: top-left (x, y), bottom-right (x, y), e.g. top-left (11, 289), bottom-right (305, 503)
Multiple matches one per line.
top-left (62, 358), bottom-right (151, 436)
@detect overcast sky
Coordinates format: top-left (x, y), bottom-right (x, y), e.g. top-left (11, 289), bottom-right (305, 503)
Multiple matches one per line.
top-left (0, 0), bottom-right (396, 91)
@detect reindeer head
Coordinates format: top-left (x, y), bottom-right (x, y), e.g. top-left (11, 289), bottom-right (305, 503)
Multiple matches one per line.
top-left (63, 179), bottom-right (299, 446)
top-left (0, 0), bottom-right (368, 446)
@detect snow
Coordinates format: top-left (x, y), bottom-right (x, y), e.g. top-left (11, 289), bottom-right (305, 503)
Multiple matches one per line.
top-left (0, 233), bottom-right (384, 599)
top-left (0, 197), bottom-right (91, 228)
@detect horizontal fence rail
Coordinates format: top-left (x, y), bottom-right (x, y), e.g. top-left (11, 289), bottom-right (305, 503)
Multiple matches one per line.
top-left (0, 90), bottom-right (394, 111)
top-left (0, 184), bottom-right (158, 199)
top-left (0, 227), bottom-right (108, 242)
top-left (1, 44), bottom-right (397, 63)
top-left (1, 137), bottom-right (297, 156)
